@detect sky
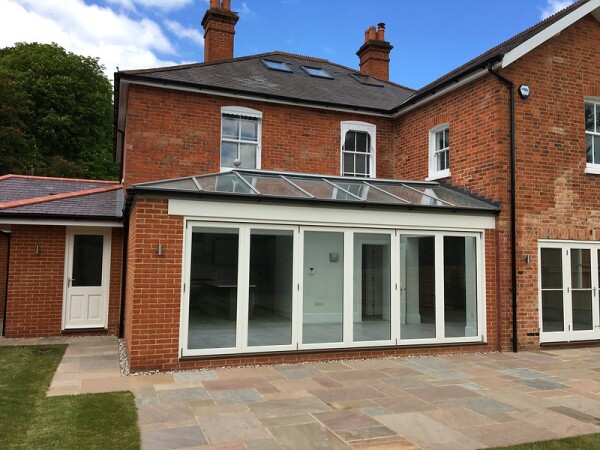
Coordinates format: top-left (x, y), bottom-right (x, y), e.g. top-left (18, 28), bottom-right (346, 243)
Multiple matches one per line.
top-left (0, 0), bottom-right (576, 89)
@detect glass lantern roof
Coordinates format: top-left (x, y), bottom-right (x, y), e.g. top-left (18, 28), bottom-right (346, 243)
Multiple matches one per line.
top-left (133, 169), bottom-right (498, 212)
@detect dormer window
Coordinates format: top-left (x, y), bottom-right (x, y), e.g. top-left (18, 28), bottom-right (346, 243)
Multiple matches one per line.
top-left (261, 59), bottom-right (293, 72)
top-left (428, 124), bottom-right (450, 180)
top-left (341, 121), bottom-right (376, 177)
top-left (301, 66), bottom-right (333, 79)
top-left (221, 106), bottom-right (262, 171)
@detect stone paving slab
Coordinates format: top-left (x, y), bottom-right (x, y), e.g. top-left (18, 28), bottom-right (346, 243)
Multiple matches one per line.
top-left (7, 335), bottom-right (600, 449)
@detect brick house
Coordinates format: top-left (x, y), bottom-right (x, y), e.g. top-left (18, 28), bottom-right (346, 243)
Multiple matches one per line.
top-left (2, 0), bottom-right (600, 372)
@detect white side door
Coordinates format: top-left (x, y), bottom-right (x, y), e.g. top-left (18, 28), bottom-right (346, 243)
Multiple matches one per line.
top-left (63, 228), bottom-right (111, 329)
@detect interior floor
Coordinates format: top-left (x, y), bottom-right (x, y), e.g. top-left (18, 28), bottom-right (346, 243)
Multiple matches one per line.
top-left (187, 307), bottom-right (473, 349)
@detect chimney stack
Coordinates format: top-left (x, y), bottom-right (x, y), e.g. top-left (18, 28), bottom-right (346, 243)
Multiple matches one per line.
top-left (201, 0), bottom-right (239, 63)
top-left (356, 23), bottom-right (393, 81)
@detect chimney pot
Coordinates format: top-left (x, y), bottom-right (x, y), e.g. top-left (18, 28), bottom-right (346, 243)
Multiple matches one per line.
top-left (221, 0), bottom-right (231, 10)
top-left (376, 23), bottom-right (385, 40)
top-left (367, 26), bottom-right (376, 41)
top-left (210, 0), bottom-right (219, 8)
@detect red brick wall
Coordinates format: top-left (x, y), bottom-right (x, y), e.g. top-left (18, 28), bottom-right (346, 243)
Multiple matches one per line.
top-left (395, 14), bottom-right (600, 350)
top-left (122, 84), bottom-right (395, 186)
top-left (125, 198), bottom-right (184, 370)
top-left (501, 14), bottom-right (600, 348)
top-left (0, 232), bottom-right (9, 331)
top-left (108, 228), bottom-right (124, 335)
top-left (4, 225), bottom-right (123, 337)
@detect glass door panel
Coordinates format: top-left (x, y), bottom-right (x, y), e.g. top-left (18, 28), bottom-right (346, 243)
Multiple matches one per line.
top-left (188, 227), bottom-right (239, 350)
top-left (72, 235), bottom-right (104, 287)
top-left (353, 233), bottom-right (391, 342)
top-left (400, 235), bottom-right (436, 340)
top-left (571, 249), bottom-right (593, 331)
top-left (540, 248), bottom-right (564, 332)
top-left (302, 231), bottom-right (344, 344)
top-left (247, 229), bottom-right (294, 347)
top-left (443, 236), bottom-right (478, 337)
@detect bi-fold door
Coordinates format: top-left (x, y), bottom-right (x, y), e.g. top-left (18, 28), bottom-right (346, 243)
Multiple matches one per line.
top-left (181, 222), bottom-right (485, 357)
top-left (539, 242), bottom-right (600, 342)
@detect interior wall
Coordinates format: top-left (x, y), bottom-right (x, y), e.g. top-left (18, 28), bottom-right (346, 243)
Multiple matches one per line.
top-left (303, 231), bottom-right (344, 323)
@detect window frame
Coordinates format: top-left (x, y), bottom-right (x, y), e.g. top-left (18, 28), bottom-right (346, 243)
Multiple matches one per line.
top-left (428, 124), bottom-right (451, 181)
top-left (340, 121), bottom-right (376, 178)
top-left (220, 106), bottom-right (262, 172)
top-left (585, 99), bottom-right (600, 174)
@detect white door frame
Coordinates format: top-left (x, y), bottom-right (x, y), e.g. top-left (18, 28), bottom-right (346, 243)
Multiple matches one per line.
top-left (539, 240), bottom-right (600, 343)
top-left (62, 227), bottom-right (111, 330)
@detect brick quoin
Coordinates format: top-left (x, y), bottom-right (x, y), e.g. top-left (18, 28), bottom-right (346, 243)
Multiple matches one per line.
top-left (4, 225), bottom-right (123, 338)
top-left (395, 14), bottom-right (600, 351)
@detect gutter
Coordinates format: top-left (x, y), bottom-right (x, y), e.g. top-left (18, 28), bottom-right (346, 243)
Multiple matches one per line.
top-left (118, 192), bottom-right (134, 339)
top-left (113, 72), bottom-right (126, 182)
top-left (487, 65), bottom-right (518, 353)
top-left (1, 230), bottom-right (10, 337)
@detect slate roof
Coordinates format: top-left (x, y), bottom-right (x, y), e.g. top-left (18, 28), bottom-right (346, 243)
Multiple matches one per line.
top-left (0, 175), bottom-right (123, 220)
top-left (119, 1), bottom-right (594, 114)
top-left (120, 52), bottom-right (415, 113)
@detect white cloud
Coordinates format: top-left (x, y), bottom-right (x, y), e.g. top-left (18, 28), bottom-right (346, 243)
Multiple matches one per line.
top-left (539, 0), bottom-right (575, 20)
top-left (165, 19), bottom-right (204, 45)
top-left (105, 0), bottom-right (193, 12)
top-left (0, 0), bottom-right (183, 78)
top-left (239, 2), bottom-right (255, 17)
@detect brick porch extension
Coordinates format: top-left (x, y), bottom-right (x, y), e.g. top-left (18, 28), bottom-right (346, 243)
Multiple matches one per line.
top-left (3, 336), bottom-right (600, 449)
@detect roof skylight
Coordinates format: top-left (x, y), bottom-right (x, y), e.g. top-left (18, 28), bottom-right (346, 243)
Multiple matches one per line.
top-left (261, 59), bottom-right (293, 72)
top-left (349, 72), bottom-right (384, 87)
top-left (301, 65), bottom-right (333, 79)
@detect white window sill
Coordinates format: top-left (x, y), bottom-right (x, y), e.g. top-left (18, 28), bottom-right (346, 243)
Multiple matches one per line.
top-left (426, 170), bottom-right (451, 181)
top-left (585, 165), bottom-right (600, 175)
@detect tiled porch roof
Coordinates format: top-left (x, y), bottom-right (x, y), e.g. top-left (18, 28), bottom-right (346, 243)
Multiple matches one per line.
top-left (0, 175), bottom-right (124, 220)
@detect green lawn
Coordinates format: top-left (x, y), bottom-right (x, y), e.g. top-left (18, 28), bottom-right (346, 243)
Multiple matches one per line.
top-left (0, 345), bottom-right (140, 449)
top-left (491, 433), bottom-right (600, 449)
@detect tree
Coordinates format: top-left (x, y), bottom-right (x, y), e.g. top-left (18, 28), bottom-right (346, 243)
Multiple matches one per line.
top-left (0, 43), bottom-right (119, 180)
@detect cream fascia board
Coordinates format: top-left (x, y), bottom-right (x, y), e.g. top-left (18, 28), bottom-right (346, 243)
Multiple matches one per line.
top-left (168, 199), bottom-right (496, 230)
top-left (0, 218), bottom-right (122, 227)
top-left (502, 0), bottom-right (600, 68)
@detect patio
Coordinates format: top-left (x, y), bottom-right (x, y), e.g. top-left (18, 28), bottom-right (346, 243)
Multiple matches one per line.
top-left (4, 336), bottom-right (600, 449)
